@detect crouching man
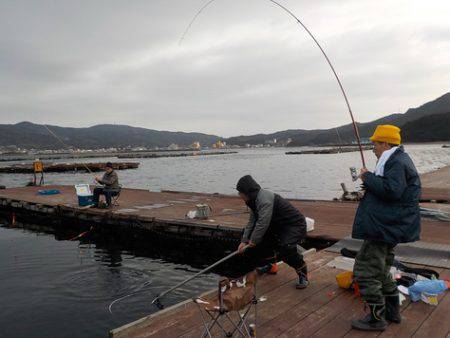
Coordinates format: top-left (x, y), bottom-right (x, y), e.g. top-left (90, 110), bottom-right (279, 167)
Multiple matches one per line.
top-left (351, 125), bottom-right (421, 331)
top-left (236, 175), bottom-right (309, 289)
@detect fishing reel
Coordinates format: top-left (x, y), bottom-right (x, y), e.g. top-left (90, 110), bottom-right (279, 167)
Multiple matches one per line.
top-left (349, 167), bottom-right (359, 181)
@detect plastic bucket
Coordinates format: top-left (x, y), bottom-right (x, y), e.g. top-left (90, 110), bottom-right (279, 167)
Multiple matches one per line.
top-left (336, 271), bottom-right (353, 289)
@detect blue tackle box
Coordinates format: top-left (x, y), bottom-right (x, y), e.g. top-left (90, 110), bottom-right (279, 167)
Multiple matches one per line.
top-left (75, 184), bottom-right (94, 206)
top-left (77, 194), bottom-right (94, 207)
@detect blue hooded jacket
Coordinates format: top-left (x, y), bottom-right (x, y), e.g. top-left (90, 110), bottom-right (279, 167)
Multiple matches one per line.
top-left (352, 146), bottom-right (421, 244)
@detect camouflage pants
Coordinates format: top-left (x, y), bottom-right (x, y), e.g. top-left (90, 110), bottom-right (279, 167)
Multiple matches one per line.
top-left (353, 240), bottom-right (397, 303)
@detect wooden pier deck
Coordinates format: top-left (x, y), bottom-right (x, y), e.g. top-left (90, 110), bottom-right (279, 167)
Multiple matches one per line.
top-left (110, 251), bottom-right (450, 338)
top-left (106, 166), bottom-right (450, 337)
top-left (0, 166), bottom-right (449, 337)
top-left (0, 185), bottom-right (448, 244)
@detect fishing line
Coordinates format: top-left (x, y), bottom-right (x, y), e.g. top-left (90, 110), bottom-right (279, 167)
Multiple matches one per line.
top-left (179, 0), bottom-right (367, 167)
top-left (108, 280), bottom-right (153, 314)
top-left (42, 124), bottom-right (98, 177)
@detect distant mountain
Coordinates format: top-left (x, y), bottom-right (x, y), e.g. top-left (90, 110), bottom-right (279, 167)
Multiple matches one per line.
top-left (1, 92), bottom-right (449, 150)
top-left (227, 92), bottom-right (450, 146)
top-left (402, 112), bottom-right (450, 142)
top-left (0, 122), bottom-right (221, 149)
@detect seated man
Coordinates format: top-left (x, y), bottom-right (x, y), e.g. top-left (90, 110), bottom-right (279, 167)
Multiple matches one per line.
top-left (93, 162), bottom-right (120, 208)
top-left (236, 175), bottom-right (309, 289)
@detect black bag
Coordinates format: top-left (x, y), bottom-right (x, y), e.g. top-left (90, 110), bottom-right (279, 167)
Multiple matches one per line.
top-left (394, 261), bottom-right (440, 280)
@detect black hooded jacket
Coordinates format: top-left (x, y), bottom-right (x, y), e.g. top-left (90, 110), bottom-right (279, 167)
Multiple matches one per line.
top-left (236, 175), bottom-right (261, 210)
top-left (236, 175), bottom-right (307, 245)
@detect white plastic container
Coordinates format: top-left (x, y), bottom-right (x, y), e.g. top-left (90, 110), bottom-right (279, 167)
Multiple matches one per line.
top-left (306, 217), bottom-right (315, 232)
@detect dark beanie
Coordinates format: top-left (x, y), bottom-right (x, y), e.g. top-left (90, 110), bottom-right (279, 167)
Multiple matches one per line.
top-left (105, 162), bottom-right (113, 169)
top-left (236, 175), bottom-right (261, 195)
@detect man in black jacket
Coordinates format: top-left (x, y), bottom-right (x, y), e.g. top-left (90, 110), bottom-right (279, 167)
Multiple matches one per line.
top-left (236, 175), bottom-right (309, 289)
top-left (351, 125), bottom-right (421, 331)
top-left (93, 162), bottom-right (120, 208)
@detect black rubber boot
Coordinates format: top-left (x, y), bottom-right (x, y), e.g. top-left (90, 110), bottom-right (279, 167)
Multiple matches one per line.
top-left (295, 266), bottom-right (309, 289)
top-left (385, 292), bottom-right (402, 323)
top-left (351, 303), bottom-right (387, 331)
top-left (296, 272), bottom-right (309, 289)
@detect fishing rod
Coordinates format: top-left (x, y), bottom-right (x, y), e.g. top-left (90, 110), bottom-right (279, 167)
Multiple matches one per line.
top-left (151, 250), bottom-right (239, 308)
top-left (179, 0), bottom-right (367, 168)
top-left (42, 124), bottom-right (98, 177)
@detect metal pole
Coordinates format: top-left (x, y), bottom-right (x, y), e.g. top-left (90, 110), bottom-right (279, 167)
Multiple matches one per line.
top-left (151, 250), bottom-right (239, 306)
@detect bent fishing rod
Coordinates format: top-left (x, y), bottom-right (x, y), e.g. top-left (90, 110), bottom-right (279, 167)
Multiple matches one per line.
top-left (180, 0), bottom-right (366, 168)
top-left (151, 250), bottom-right (239, 308)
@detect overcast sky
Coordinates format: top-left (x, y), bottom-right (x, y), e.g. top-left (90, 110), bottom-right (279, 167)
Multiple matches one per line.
top-left (0, 0), bottom-right (449, 136)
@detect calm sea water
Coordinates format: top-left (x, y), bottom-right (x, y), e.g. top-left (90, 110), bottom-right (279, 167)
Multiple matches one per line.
top-left (0, 145), bottom-right (449, 337)
top-left (0, 226), bottom-right (222, 338)
top-left (2, 144), bottom-right (449, 199)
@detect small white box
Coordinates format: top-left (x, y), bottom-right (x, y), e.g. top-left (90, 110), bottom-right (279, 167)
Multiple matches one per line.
top-left (75, 184), bottom-right (92, 196)
top-left (306, 217), bottom-right (315, 232)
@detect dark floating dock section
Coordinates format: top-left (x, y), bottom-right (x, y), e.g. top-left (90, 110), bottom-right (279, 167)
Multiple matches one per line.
top-left (0, 149), bottom-right (238, 162)
top-left (0, 185), bottom-right (448, 244)
top-left (117, 150), bottom-right (237, 159)
top-left (286, 146), bottom-right (373, 155)
top-left (0, 162), bottom-right (139, 173)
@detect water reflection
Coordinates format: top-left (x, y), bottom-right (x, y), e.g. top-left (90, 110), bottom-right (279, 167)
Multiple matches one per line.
top-left (0, 222), bottom-right (223, 338)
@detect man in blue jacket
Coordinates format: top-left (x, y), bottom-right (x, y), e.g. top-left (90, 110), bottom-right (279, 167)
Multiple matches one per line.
top-left (351, 125), bottom-right (421, 331)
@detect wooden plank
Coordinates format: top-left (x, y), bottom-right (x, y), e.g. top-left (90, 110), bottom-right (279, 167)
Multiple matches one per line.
top-left (411, 268), bottom-right (450, 338)
top-left (179, 261), bottom-right (343, 338)
top-left (1, 185), bottom-right (449, 244)
top-left (412, 293), bottom-right (450, 338)
top-left (277, 290), bottom-right (359, 337)
top-left (281, 265), bottom-right (448, 338)
top-left (113, 268), bottom-right (295, 338)
top-left (377, 268), bottom-right (446, 338)
top-left (257, 277), bottom-right (345, 337)
top-left (110, 252), bottom-right (336, 338)
top-left (421, 166), bottom-right (450, 190)
top-left (309, 292), bottom-right (367, 338)
top-left (108, 254), bottom-right (450, 338)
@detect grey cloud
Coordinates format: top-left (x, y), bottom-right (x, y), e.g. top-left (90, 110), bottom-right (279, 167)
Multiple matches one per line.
top-left (0, 0), bottom-right (449, 136)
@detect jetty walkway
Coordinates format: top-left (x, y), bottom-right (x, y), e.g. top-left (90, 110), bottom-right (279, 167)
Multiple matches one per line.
top-left (0, 166), bottom-right (449, 337)
top-left (108, 165), bottom-right (449, 338)
top-left (0, 185), bottom-right (448, 245)
top-left (110, 250), bottom-right (449, 338)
